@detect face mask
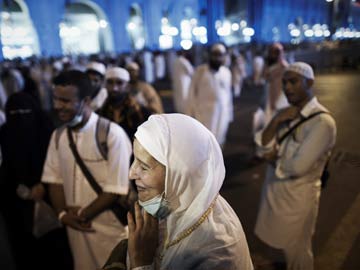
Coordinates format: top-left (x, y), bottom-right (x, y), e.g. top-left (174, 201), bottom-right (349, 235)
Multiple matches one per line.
top-left (138, 192), bottom-right (170, 219)
top-left (67, 101), bottom-right (84, 127)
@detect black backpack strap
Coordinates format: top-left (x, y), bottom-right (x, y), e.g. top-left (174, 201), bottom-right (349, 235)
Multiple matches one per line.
top-left (66, 127), bottom-right (128, 226)
top-left (67, 128), bottom-right (102, 194)
top-left (277, 111), bottom-right (329, 144)
top-left (96, 116), bottom-right (110, 160)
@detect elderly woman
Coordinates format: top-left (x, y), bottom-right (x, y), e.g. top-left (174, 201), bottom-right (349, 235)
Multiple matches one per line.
top-left (103, 113), bottom-right (253, 270)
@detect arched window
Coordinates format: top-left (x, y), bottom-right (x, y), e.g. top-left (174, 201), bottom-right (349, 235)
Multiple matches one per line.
top-left (0, 0), bottom-right (40, 59)
top-left (127, 3), bottom-right (146, 50)
top-left (60, 0), bottom-right (113, 55)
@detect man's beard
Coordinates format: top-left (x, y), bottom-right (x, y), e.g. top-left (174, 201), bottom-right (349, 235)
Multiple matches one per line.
top-left (108, 92), bottom-right (129, 106)
top-left (267, 57), bottom-right (278, 66)
top-left (209, 60), bottom-right (222, 71)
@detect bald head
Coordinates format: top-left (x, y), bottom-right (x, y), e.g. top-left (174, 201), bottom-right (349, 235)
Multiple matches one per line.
top-left (210, 43), bottom-right (227, 54)
top-left (267, 42), bottom-right (284, 65)
top-left (270, 42), bottom-right (284, 52)
top-left (126, 62), bottom-right (141, 83)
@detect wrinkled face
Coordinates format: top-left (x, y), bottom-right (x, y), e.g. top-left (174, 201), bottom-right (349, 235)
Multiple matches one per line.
top-left (87, 71), bottom-right (104, 92)
top-left (282, 71), bottom-right (311, 106)
top-left (53, 85), bottom-right (82, 123)
top-left (129, 139), bottom-right (166, 202)
top-left (105, 77), bottom-right (128, 94)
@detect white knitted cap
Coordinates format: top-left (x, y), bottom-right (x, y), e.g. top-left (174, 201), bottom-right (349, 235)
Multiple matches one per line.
top-left (285, 62), bottom-right (314, 80)
top-left (86, 62), bottom-right (106, 76)
top-left (105, 67), bottom-right (130, 82)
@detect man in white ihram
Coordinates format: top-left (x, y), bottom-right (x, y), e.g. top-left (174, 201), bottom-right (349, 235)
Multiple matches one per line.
top-left (85, 61), bottom-right (108, 111)
top-left (171, 50), bottom-right (194, 113)
top-left (254, 62), bottom-right (337, 270)
top-left (187, 43), bottom-right (233, 148)
top-left (41, 70), bottom-right (132, 270)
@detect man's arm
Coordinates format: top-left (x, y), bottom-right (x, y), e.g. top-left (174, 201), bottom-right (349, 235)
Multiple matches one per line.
top-left (48, 183), bottom-right (94, 232)
top-left (261, 106), bottom-right (300, 145)
top-left (48, 183), bottom-right (67, 215)
top-left (142, 83), bottom-right (163, 114)
top-left (277, 116), bottom-right (336, 179)
top-left (261, 116), bottom-right (281, 146)
top-left (41, 131), bottom-right (93, 231)
top-left (79, 192), bottom-right (119, 222)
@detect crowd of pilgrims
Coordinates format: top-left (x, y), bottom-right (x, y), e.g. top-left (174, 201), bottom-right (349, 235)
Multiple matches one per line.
top-left (0, 43), bottom-right (313, 270)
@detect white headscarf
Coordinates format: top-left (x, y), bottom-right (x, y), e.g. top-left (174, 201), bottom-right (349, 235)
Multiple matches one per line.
top-left (134, 114), bottom-right (253, 269)
top-left (135, 113), bottom-right (224, 240)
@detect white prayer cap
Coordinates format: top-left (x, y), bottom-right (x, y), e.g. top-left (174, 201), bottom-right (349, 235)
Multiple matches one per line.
top-left (105, 67), bottom-right (130, 82)
top-left (86, 62), bottom-right (106, 76)
top-left (285, 62), bottom-right (314, 80)
top-left (210, 43), bottom-right (226, 54)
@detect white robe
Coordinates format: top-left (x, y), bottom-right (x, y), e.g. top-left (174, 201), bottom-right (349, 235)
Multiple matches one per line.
top-left (154, 54), bottom-right (166, 80)
top-left (231, 54), bottom-right (247, 97)
top-left (143, 51), bottom-right (155, 84)
top-left (187, 65), bottom-right (233, 145)
top-left (171, 56), bottom-right (194, 113)
top-left (42, 112), bottom-right (132, 270)
top-left (254, 98), bottom-right (336, 268)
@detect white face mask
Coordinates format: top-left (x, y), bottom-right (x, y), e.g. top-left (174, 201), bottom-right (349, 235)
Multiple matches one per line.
top-left (67, 101), bottom-right (84, 127)
top-left (138, 192), bottom-right (170, 219)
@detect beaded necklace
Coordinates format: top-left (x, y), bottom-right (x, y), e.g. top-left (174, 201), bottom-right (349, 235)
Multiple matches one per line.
top-left (158, 194), bottom-right (219, 261)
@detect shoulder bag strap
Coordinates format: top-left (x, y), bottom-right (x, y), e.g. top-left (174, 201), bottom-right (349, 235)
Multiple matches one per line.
top-left (67, 128), bottom-right (102, 195)
top-left (277, 111), bottom-right (329, 144)
top-left (96, 117), bottom-right (110, 160)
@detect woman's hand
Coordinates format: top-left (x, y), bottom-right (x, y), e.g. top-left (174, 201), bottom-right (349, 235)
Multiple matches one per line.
top-left (128, 202), bottom-right (159, 268)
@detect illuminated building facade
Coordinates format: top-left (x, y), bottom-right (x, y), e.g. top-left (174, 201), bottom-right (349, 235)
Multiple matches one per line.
top-left (0, 0), bottom-right (359, 59)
